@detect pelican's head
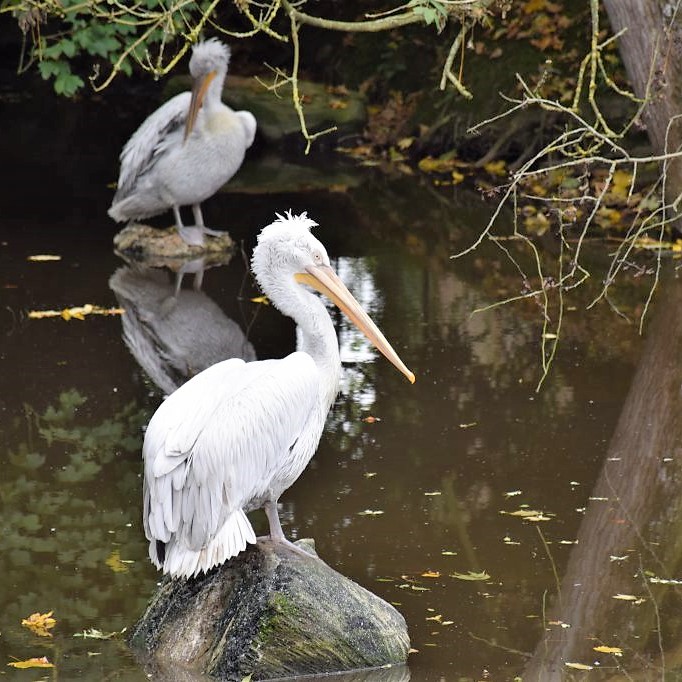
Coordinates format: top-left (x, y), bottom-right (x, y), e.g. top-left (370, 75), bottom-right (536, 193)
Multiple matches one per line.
top-left (252, 212), bottom-right (415, 384)
top-left (185, 38), bottom-right (231, 140)
top-left (189, 38), bottom-right (230, 79)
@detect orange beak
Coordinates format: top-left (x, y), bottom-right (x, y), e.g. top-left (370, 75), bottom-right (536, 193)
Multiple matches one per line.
top-left (295, 264), bottom-right (415, 384)
top-left (184, 70), bottom-right (216, 141)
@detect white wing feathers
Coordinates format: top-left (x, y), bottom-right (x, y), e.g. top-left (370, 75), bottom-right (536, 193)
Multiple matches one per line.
top-left (113, 92), bottom-right (191, 202)
top-left (143, 353), bottom-right (320, 577)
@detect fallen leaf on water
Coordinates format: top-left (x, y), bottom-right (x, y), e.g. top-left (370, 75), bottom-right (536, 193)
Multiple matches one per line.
top-left (74, 628), bottom-right (121, 640)
top-left (450, 570), bottom-right (490, 581)
top-left (441, 550), bottom-right (457, 556)
top-left (612, 593), bottom-right (639, 601)
top-left (593, 645), bottom-right (623, 656)
top-left (424, 491), bottom-right (441, 496)
top-left (504, 490), bottom-right (522, 498)
top-left (29, 305), bottom-right (124, 320)
top-left (425, 614), bottom-right (442, 622)
top-left (7, 656), bottom-right (54, 669)
top-left (21, 611), bottom-right (56, 637)
top-left (358, 509), bottom-right (384, 516)
top-left (364, 472), bottom-right (377, 478)
top-left (565, 662), bottom-right (593, 671)
top-left (458, 422), bottom-right (477, 429)
top-left (649, 577), bottom-right (682, 585)
top-left (27, 254), bottom-right (61, 262)
top-left (250, 296), bottom-right (270, 305)
top-left (105, 549), bottom-right (132, 573)
top-left (421, 571), bottom-right (441, 578)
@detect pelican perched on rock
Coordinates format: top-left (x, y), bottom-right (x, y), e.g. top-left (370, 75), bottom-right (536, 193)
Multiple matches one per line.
top-left (143, 212), bottom-right (415, 578)
top-left (108, 39), bottom-right (256, 246)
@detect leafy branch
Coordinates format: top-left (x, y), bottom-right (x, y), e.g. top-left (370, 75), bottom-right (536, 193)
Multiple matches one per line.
top-left (453, 0), bottom-right (682, 390)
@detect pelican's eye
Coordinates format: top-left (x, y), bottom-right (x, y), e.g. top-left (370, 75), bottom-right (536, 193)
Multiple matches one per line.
top-left (312, 251), bottom-right (324, 265)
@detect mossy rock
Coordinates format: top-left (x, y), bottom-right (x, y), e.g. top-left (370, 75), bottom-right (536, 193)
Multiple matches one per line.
top-left (128, 538), bottom-right (410, 681)
top-left (113, 224), bottom-right (234, 263)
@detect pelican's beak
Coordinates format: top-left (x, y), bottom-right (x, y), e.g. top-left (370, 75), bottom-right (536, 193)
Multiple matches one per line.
top-left (184, 70), bottom-right (217, 141)
top-left (295, 264), bottom-right (415, 384)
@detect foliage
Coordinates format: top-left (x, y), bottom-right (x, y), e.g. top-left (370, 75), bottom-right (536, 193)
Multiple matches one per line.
top-left (3, 0), bottom-right (503, 147)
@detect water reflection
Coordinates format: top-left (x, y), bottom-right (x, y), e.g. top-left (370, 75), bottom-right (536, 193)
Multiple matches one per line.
top-left (524, 277), bottom-right (682, 680)
top-left (109, 261), bottom-right (256, 395)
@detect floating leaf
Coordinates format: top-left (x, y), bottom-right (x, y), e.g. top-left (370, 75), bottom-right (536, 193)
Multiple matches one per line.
top-left (424, 491), bottom-right (441, 496)
top-left (450, 570), bottom-right (490, 581)
top-left (613, 593), bottom-right (640, 601)
top-left (425, 614), bottom-right (442, 622)
top-left (565, 662), bottom-right (593, 670)
top-left (8, 656), bottom-right (54, 669)
top-left (74, 627), bottom-right (126, 640)
top-left (459, 422), bottom-right (477, 429)
top-left (593, 645), bottom-right (623, 656)
top-left (21, 611), bottom-right (56, 637)
top-left (504, 490), bottom-right (522, 498)
top-left (105, 549), bottom-right (131, 573)
top-left (27, 254), bottom-right (61, 262)
top-left (421, 571), bottom-right (441, 578)
top-left (358, 509), bottom-right (384, 516)
top-left (28, 305), bottom-right (124, 320)
top-left (441, 550), bottom-right (457, 556)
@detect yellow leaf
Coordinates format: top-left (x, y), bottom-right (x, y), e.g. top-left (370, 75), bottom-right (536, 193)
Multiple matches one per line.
top-left (8, 656), bottom-right (54, 669)
top-left (250, 296), bottom-right (270, 305)
top-left (425, 614), bottom-right (442, 621)
top-left (27, 254), bottom-right (61, 262)
top-left (21, 611), bottom-right (56, 637)
top-left (565, 662), bottom-right (593, 670)
top-left (593, 645), bottom-right (623, 656)
top-left (29, 305), bottom-right (124, 320)
top-left (421, 571), bottom-right (441, 578)
top-left (483, 160), bottom-right (507, 177)
top-left (451, 170), bottom-right (465, 184)
top-left (418, 156), bottom-right (456, 174)
top-left (524, 212), bottom-right (550, 236)
top-left (613, 593), bottom-right (639, 601)
top-left (105, 549), bottom-right (130, 573)
top-left (523, 0), bottom-right (547, 13)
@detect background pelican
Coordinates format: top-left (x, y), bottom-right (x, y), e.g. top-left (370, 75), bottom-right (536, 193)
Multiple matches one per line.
top-left (143, 212), bottom-right (415, 579)
top-left (108, 39), bottom-right (256, 246)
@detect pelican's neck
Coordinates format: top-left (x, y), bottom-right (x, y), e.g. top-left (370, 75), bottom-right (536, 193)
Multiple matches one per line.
top-left (204, 70), bottom-right (227, 111)
top-left (273, 281), bottom-right (341, 410)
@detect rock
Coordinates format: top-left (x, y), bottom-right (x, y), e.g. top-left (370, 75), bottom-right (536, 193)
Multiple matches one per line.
top-left (128, 538), bottom-right (410, 681)
top-left (113, 224), bottom-right (234, 263)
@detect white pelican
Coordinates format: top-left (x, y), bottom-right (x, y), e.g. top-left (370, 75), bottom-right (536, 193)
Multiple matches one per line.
top-left (108, 39), bottom-right (256, 246)
top-left (143, 212), bottom-right (415, 578)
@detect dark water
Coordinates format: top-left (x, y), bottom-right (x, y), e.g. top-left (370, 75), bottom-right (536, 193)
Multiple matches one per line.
top-left (2, 81), bottom-right (682, 682)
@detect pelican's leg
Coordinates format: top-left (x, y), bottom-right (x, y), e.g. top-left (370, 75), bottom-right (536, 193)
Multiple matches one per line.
top-left (192, 203), bottom-right (228, 238)
top-left (174, 205), bottom-right (206, 247)
top-left (263, 500), bottom-right (315, 559)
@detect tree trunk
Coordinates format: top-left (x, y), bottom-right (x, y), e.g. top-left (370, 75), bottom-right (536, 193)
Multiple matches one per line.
top-left (603, 0), bottom-right (682, 204)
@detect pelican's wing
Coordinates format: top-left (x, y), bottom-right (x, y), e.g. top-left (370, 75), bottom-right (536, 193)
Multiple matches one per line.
top-left (114, 91), bottom-right (191, 200)
top-left (143, 352), bottom-right (320, 553)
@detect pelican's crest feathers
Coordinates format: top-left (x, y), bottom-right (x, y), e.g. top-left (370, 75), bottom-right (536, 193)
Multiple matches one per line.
top-left (190, 38), bottom-right (231, 76)
top-left (273, 211), bottom-right (318, 231)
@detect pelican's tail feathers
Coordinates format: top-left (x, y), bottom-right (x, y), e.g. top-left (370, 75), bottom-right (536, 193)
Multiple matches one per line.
top-left (161, 509), bottom-right (257, 579)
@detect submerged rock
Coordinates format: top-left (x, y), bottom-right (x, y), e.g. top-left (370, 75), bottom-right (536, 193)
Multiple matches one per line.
top-left (129, 538), bottom-right (410, 681)
top-left (113, 223), bottom-right (234, 262)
